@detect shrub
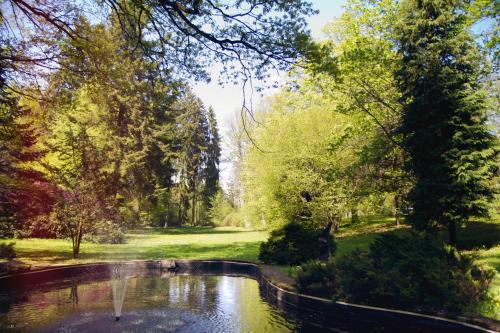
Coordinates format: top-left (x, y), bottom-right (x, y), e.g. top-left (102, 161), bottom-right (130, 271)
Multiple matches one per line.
top-left (336, 233), bottom-right (494, 313)
top-left (258, 222), bottom-right (336, 265)
top-left (296, 260), bottom-right (338, 298)
top-left (0, 217), bottom-right (14, 238)
top-left (222, 212), bottom-right (244, 227)
top-left (83, 220), bottom-right (126, 244)
top-left (209, 190), bottom-right (243, 227)
top-left (15, 216), bottom-right (59, 239)
top-left (0, 242), bottom-right (16, 260)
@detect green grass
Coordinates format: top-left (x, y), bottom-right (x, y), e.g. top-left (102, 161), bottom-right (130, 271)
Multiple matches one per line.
top-left (0, 227), bottom-right (267, 267)
top-left (335, 215), bottom-right (410, 257)
top-left (473, 245), bottom-right (500, 319)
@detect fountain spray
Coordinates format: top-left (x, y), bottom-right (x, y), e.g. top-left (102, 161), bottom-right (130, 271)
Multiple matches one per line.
top-left (111, 264), bottom-right (128, 322)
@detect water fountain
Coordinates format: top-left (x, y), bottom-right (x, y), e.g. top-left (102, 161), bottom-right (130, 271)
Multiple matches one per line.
top-left (111, 264), bottom-right (129, 321)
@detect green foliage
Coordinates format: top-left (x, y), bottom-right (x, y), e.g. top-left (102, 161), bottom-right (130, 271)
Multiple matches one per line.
top-left (396, 0), bottom-right (499, 244)
top-left (467, 0), bottom-right (499, 66)
top-left (0, 15), bottom-right (222, 255)
top-left (83, 220), bottom-right (126, 244)
top-left (0, 49), bottom-right (53, 238)
top-left (296, 260), bottom-right (338, 298)
top-left (336, 233), bottom-right (495, 313)
top-left (209, 190), bottom-right (243, 227)
top-left (0, 242), bottom-right (15, 260)
top-left (240, 0), bottom-right (412, 231)
top-left (258, 222), bottom-right (336, 265)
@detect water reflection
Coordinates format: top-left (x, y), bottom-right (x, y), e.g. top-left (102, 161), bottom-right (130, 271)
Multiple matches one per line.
top-left (0, 273), bottom-right (300, 332)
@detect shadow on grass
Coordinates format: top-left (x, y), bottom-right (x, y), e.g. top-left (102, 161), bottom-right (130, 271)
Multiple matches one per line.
top-left (16, 242), bottom-right (262, 264)
top-left (336, 220), bottom-right (500, 257)
top-left (335, 227), bottom-right (410, 258)
top-left (128, 227), bottom-right (251, 236)
top-left (445, 222), bottom-right (500, 250)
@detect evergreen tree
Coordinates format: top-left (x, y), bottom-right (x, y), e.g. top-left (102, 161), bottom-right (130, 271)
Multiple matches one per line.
top-left (174, 91), bottom-right (210, 225)
top-left (395, 0), bottom-right (498, 245)
top-left (0, 50), bottom-right (53, 237)
top-left (203, 106), bottom-right (221, 208)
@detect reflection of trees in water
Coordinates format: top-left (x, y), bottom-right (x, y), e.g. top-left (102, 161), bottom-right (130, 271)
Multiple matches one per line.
top-left (1, 275), bottom-right (296, 333)
top-left (69, 282), bottom-right (78, 306)
top-left (216, 277), bottom-right (284, 332)
top-left (164, 276), bottom-right (219, 312)
top-left (0, 293), bottom-right (18, 314)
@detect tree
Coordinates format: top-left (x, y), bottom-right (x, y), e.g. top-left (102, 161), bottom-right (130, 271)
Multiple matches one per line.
top-left (305, 0), bottom-right (413, 226)
top-left (28, 17), bottom-right (188, 251)
top-left (203, 106), bottom-right (221, 208)
top-left (2, 0), bottom-right (319, 86)
top-left (240, 88), bottom-right (373, 230)
top-left (174, 91), bottom-right (210, 225)
top-left (0, 48), bottom-right (53, 237)
top-left (395, 0), bottom-right (498, 245)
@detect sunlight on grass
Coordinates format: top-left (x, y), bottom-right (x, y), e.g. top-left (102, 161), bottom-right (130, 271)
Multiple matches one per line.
top-left (0, 228), bottom-right (268, 267)
top-left (474, 245), bottom-right (500, 319)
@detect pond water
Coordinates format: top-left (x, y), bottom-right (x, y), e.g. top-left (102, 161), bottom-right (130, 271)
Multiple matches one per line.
top-left (0, 272), bottom-right (311, 332)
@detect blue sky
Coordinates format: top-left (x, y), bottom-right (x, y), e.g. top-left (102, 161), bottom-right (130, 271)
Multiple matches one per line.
top-left (191, 1), bottom-right (346, 187)
top-left (193, 1), bottom-right (345, 129)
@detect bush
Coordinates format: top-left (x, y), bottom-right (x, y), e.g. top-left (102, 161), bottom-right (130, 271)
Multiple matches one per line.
top-left (258, 222), bottom-right (336, 265)
top-left (222, 212), bottom-right (244, 227)
top-left (209, 190), bottom-right (243, 227)
top-left (15, 216), bottom-right (59, 239)
top-left (296, 260), bottom-right (338, 298)
top-left (83, 220), bottom-right (126, 244)
top-left (336, 233), bottom-right (494, 313)
top-left (0, 242), bottom-right (16, 260)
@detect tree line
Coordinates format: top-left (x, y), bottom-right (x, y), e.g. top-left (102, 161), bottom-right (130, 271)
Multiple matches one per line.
top-left (0, 0), bottom-right (498, 255)
top-left (0, 15), bottom-right (221, 256)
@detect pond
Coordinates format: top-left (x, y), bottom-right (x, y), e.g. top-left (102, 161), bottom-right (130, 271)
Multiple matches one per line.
top-left (0, 262), bottom-right (491, 333)
top-left (0, 270), bottom-right (309, 332)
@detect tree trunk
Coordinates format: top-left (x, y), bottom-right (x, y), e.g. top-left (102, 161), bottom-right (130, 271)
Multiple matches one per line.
top-left (73, 221), bottom-right (83, 258)
top-left (70, 283), bottom-right (79, 306)
top-left (448, 220), bottom-right (457, 247)
top-left (394, 194), bottom-right (401, 227)
top-left (191, 185), bottom-right (197, 226)
top-left (328, 210), bottom-right (341, 233)
top-left (351, 208), bottom-right (359, 224)
top-left (319, 222), bottom-right (333, 262)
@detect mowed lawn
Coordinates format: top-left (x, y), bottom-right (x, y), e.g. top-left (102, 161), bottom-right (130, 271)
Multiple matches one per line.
top-left (1, 219), bottom-right (498, 271)
top-left (0, 227), bottom-right (268, 268)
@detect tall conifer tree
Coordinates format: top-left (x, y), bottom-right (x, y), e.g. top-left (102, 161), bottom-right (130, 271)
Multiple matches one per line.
top-left (204, 106), bottom-right (221, 207)
top-left (396, 0), bottom-right (498, 245)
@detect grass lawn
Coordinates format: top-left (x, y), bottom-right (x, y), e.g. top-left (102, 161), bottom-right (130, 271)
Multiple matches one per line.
top-left (0, 227), bottom-right (267, 268)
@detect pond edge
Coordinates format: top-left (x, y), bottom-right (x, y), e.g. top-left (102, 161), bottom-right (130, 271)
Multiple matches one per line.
top-left (0, 259), bottom-right (498, 333)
